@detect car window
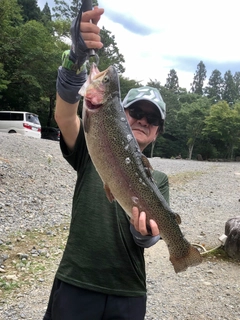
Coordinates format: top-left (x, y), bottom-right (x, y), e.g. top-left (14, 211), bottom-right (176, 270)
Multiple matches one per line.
top-left (11, 113), bottom-right (24, 121)
top-left (0, 112), bottom-right (11, 120)
top-left (26, 113), bottom-right (40, 125)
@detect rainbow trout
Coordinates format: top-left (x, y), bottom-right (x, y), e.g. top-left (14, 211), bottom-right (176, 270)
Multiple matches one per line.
top-left (80, 64), bottom-right (202, 273)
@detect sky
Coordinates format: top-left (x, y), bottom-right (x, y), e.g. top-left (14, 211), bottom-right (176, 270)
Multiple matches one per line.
top-left (38, 0), bottom-right (240, 90)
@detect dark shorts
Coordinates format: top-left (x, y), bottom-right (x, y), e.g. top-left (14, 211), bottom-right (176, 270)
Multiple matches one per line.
top-left (43, 278), bottom-right (147, 320)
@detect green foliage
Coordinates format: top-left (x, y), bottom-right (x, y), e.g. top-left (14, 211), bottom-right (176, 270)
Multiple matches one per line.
top-left (177, 97), bottom-right (211, 159)
top-left (145, 79), bottom-right (183, 158)
top-left (204, 69), bottom-right (223, 103)
top-left (52, 19), bottom-right (72, 40)
top-left (0, 63), bottom-right (10, 96)
top-left (41, 2), bottom-right (53, 33)
top-left (120, 76), bottom-right (141, 101)
top-left (53, 0), bottom-right (73, 19)
top-left (0, 0), bottom-right (63, 126)
top-left (203, 101), bottom-right (240, 159)
top-left (0, 0), bottom-right (23, 98)
top-left (165, 69), bottom-right (179, 93)
top-left (98, 27), bottom-right (125, 74)
top-left (222, 70), bottom-right (237, 103)
top-left (53, 0), bottom-right (99, 19)
top-left (42, 2), bottom-right (52, 20)
top-left (2, 20), bottom-right (60, 111)
top-left (191, 61), bottom-right (207, 95)
top-left (17, 0), bottom-right (41, 22)
top-left (234, 72), bottom-right (240, 100)
top-left (0, 0), bottom-right (23, 29)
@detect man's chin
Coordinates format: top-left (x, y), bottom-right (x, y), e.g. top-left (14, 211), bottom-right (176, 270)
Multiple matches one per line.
top-left (132, 130), bottom-right (148, 150)
top-left (132, 129), bottom-right (147, 137)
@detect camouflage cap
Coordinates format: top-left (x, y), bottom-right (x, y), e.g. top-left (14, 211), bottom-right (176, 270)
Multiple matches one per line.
top-left (122, 86), bottom-right (166, 120)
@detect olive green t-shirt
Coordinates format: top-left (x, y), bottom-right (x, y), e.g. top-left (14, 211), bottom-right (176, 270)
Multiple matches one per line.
top-left (56, 126), bottom-right (169, 296)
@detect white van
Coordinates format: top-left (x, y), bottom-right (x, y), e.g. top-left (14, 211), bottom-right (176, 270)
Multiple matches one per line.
top-left (0, 111), bottom-right (41, 139)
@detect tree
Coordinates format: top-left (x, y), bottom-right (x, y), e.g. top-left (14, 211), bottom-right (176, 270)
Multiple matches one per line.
top-left (53, 0), bottom-right (91, 20)
top-left (222, 70), bottom-right (237, 104)
top-left (119, 76), bottom-right (140, 101)
top-left (41, 2), bottom-right (52, 32)
top-left (143, 79), bottom-right (183, 158)
top-left (177, 97), bottom-right (210, 159)
top-left (179, 92), bottom-right (200, 104)
top-left (0, 64), bottom-right (10, 97)
top-left (0, 0), bottom-right (23, 100)
top-left (233, 71), bottom-right (240, 101)
top-left (191, 61), bottom-right (207, 95)
top-left (53, 0), bottom-right (72, 19)
top-left (1, 18), bottom-right (62, 123)
top-left (204, 69), bottom-right (223, 102)
top-left (98, 27), bottom-right (125, 74)
top-left (17, 0), bottom-right (41, 22)
top-left (203, 101), bottom-right (240, 159)
top-left (165, 69), bottom-right (179, 93)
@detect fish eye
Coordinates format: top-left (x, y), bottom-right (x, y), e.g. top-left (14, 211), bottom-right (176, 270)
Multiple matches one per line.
top-left (103, 75), bottom-right (110, 83)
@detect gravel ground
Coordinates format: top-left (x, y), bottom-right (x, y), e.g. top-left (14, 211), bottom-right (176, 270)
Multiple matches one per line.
top-left (0, 132), bottom-right (240, 320)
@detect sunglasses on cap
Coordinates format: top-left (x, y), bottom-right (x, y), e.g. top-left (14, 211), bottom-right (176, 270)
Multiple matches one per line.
top-left (128, 107), bottom-right (162, 126)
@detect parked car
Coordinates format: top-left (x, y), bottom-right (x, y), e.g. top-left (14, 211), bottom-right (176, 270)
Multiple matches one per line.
top-left (41, 127), bottom-right (60, 141)
top-left (0, 111), bottom-right (41, 139)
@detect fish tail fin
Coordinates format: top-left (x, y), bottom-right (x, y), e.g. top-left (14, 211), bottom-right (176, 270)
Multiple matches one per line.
top-left (170, 245), bottom-right (203, 273)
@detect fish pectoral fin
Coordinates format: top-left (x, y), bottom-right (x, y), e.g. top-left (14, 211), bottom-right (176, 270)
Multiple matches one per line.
top-left (174, 213), bottom-right (181, 225)
top-left (141, 154), bottom-right (153, 178)
top-left (104, 184), bottom-right (115, 202)
top-left (141, 154), bottom-right (153, 170)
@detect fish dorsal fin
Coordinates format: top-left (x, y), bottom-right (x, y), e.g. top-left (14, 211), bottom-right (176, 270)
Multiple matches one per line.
top-left (141, 154), bottom-right (153, 178)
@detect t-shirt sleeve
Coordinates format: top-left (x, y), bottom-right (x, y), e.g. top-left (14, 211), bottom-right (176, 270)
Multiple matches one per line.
top-left (60, 120), bottom-right (89, 173)
top-left (152, 170), bottom-right (170, 204)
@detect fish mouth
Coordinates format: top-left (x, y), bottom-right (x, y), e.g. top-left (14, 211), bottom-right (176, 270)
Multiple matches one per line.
top-left (93, 69), bottom-right (107, 80)
top-left (86, 99), bottom-right (103, 110)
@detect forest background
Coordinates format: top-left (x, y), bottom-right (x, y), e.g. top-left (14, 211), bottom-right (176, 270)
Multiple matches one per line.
top-left (1, 0), bottom-right (240, 160)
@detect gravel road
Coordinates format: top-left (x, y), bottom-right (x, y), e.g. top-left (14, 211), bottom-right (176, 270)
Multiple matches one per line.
top-left (0, 132), bottom-right (240, 320)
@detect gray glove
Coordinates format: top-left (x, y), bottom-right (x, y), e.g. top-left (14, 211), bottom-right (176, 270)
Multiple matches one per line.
top-left (130, 224), bottom-right (161, 248)
top-left (70, 16), bottom-right (89, 69)
top-left (56, 4), bottom-right (89, 104)
top-left (57, 64), bottom-right (87, 104)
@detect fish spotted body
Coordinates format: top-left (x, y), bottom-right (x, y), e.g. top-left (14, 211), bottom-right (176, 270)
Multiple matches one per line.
top-left (80, 64), bottom-right (202, 273)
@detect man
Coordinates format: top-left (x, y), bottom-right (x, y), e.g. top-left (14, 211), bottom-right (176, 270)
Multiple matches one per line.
top-left (43, 6), bottom-right (169, 320)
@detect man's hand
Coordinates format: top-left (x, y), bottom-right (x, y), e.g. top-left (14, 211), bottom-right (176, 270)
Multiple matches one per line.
top-left (69, 6), bottom-right (104, 67)
top-left (130, 206), bottom-right (160, 236)
top-left (80, 7), bottom-right (104, 50)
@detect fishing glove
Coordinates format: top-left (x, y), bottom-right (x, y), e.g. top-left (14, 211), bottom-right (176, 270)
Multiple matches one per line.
top-left (57, 51), bottom-right (87, 104)
top-left (57, 15), bottom-right (89, 104)
top-left (130, 224), bottom-right (161, 248)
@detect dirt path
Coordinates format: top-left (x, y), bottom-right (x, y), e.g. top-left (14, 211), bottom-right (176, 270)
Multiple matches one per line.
top-left (0, 134), bottom-right (240, 319)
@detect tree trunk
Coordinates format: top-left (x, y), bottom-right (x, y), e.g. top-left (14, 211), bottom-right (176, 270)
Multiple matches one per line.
top-left (188, 144), bottom-right (194, 160)
top-left (47, 95), bottom-right (55, 127)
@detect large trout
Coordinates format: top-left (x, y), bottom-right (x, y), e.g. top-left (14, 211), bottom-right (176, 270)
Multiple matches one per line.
top-left (80, 64), bottom-right (202, 273)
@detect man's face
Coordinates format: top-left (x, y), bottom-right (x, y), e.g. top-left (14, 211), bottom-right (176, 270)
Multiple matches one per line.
top-left (125, 101), bottom-right (160, 151)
